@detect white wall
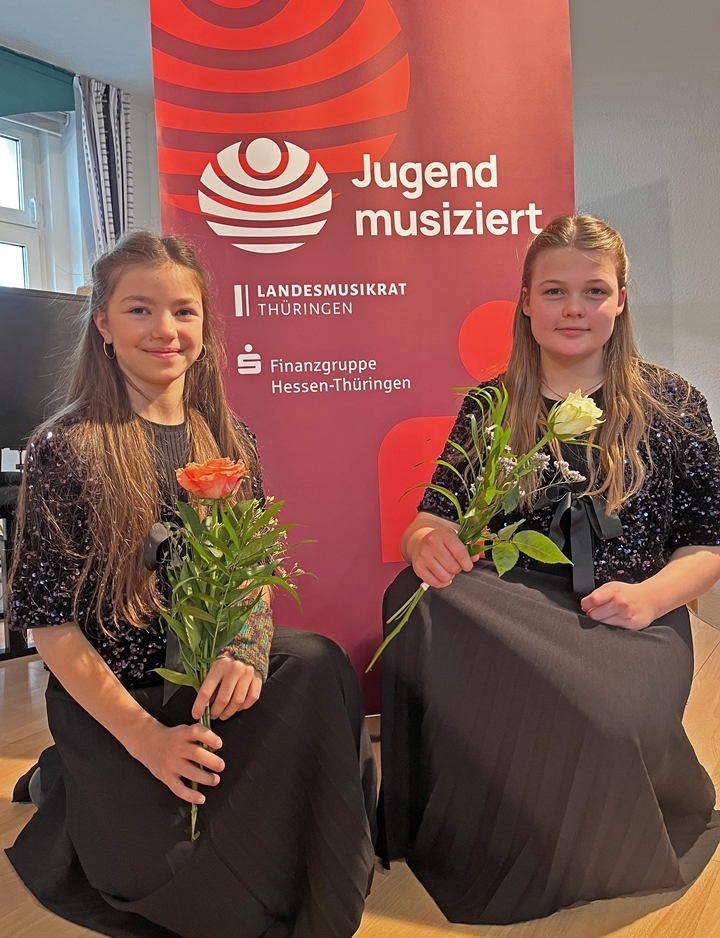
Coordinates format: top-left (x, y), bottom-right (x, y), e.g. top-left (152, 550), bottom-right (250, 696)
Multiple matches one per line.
top-left (571, 0), bottom-right (720, 409)
top-left (571, 0), bottom-right (720, 623)
top-left (130, 105), bottom-right (160, 234)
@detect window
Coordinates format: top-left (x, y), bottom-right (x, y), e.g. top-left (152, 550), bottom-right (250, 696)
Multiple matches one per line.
top-left (0, 114), bottom-right (84, 293)
top-left (0, 241), bottom-right (26, 287)
top-left (0, 134), bottom-right (21, 210)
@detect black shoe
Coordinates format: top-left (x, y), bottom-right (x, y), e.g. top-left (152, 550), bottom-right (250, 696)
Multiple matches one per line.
top-left (12, 763), bottom-right (42, 806)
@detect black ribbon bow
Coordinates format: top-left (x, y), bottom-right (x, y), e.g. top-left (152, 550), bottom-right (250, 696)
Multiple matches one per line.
top-left (143, 522), bottom-right (182, 704)
top-left (534, 485), bottom-right (623, 597)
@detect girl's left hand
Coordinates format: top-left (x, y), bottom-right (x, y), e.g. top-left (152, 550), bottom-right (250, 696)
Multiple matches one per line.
top-left (580, 581), bottom-right (658, 630)
top-left (192, 657), bottom-right (262, 721)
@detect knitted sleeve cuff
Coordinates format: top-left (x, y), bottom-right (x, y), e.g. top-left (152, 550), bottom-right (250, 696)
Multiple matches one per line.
top-left (222, 597), bottom-right (274, 680)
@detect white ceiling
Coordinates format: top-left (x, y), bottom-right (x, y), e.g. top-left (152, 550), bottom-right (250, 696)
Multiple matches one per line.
top-left (0, 0), bottom-right (155, 110)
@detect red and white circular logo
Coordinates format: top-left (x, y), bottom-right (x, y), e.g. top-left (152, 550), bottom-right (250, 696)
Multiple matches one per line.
top-left (199, 138), bottom-right (332, 254)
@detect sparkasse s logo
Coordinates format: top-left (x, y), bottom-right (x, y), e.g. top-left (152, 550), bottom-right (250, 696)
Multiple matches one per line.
top-left (199, 138), bottom-right (332, 255)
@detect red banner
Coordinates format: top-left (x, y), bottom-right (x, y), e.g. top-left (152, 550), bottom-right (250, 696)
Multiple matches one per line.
top-left (150, 0), bottom-right (574, 707)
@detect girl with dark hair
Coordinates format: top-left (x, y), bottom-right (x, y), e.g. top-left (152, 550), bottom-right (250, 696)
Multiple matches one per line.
top-left (6, 232), bottom-right (376, 938)
top-left (379, 214), bottom-right (720, 923)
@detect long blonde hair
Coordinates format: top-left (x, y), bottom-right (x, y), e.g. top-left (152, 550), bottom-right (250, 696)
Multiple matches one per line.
top-left (504, 214), bottom-right (689, 512)
top-left (11, 231), bottom-right (259, 630)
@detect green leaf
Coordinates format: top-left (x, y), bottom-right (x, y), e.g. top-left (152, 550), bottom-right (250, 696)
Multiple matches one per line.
top-left (190, 541), bottom-right (231, 575)
top-left (421, 483), bottom-right (463, 522)
top-left (173, 604), bottom-right (218, 625)
top-left (469, 413), bottom-right (483, 463)
top-left (180, 618), bottom-right (201, 651)
top-left (182, 579), bottom-right (224, 603)
top-left (459, 519), bottom-right (489, 542)
top-left (490, 422), bottom-right (510, 452)
top-left (152, 668), bottom-right (200, 688)
top-left (261, 576), bottom-right (302, 604)
top-left (239, 528), bottom-right (291, 557)
top-left (221, 511), bottom-right (241, 550)
top-left (513, 530), bottom-right (572, 565)
top-left (203, 530), bottom-right (236, 561)
top-left (497, 519), bottom-right (525, 541)
top-left (176, 501), bottom-right (204, 540)
top-left (446, 439), bottom-right (475, 474)
top-left (491, 540), bottom-right (519, 576)
top-left (243, 500), bottom-right (285, 539)
top-left (483, 484), bottom-right (498, 503)
top-left (502, 484), bottom-right (521, 514)
top-left (161, 612), bottom-right (199, 652)
top-left (172, 570), bottom-right (213, 593)
top-left (493, 387), bottom-right (509, 425)
top-left (435, 459), bottom-right (471, 488)
top-left (160, 611), bottom-right (187, 637)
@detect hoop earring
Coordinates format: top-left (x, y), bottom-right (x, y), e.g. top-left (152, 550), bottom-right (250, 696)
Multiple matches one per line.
top-left (103, 341), bottom-right (116, 360)
top-left (195, 344), bottom-right (207, 363)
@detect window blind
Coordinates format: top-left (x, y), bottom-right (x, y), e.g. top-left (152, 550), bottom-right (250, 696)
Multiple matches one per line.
top-left (0, 46), bottom-right (74, 118)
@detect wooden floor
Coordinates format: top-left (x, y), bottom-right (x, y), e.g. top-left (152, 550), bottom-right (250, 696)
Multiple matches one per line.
top-left (2, 615), bottom-right (720, 938)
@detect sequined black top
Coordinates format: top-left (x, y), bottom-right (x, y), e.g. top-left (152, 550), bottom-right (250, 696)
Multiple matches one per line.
top-left (418, 369), bottom-right (720, 585)
top-left (8, 413), bottom-right (265, 689)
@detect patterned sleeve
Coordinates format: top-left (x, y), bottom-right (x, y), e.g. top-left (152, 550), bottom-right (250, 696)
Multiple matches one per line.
top-left (666, 386), bottom-right (720, 552)
top-left (8, 425), bottom-right (91, 631)
top-left (417, 393), bottom-right (484, 521)
top-left (225, 418), bottom-right (272, 676)
top-left (222, 595), bottom-right (274, 680)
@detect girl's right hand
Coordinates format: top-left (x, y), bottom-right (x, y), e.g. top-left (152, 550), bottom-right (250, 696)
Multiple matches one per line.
top-left (406, 525), bottom-right (477, 589)
top-left (130, 721), bottom-right (225, 805)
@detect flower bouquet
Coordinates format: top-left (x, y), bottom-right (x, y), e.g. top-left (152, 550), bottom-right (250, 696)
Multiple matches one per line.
top-left (366, 387), bottom-right (603, 671)
top-left (155, 458), bottom-right (302, 840)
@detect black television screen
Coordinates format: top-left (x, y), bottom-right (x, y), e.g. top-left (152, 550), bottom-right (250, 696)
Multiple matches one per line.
top-left (0, 285), bottom-right (86, 450)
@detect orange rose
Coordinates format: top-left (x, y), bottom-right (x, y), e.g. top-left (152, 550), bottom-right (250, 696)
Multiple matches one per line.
top-left (176, 458), bottom-right (249, 500)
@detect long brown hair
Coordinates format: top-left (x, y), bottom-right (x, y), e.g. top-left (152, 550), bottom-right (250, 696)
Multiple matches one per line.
top-left (11, 231), bottom-right (259, 630)
top-left (504, 214), bottom-right (690, 512)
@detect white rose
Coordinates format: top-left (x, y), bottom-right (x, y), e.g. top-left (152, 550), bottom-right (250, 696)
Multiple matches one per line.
top-left (549, 390), bottom-right (603, 439)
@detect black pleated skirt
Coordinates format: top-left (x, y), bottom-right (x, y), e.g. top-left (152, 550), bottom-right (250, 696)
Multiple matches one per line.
top-left (7, 628), bottom-right (377, 938)
top-left (378, 562), bottom-right (720, 924)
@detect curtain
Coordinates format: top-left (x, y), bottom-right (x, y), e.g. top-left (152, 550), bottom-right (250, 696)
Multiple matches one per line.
top-left (76, 76), bottom-right (133, 253)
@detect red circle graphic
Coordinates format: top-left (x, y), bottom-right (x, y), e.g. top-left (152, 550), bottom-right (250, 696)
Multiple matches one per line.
top-left (458, 300), bottom-right (516, 382)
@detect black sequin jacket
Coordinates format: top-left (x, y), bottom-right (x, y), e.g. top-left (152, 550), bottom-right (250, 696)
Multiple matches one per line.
top-left (8, 413), bottom-right (270, 689)
top-left (418, 368), bottom-right (720, 585)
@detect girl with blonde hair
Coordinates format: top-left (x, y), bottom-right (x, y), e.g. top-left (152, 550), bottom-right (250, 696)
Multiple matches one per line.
top-left (379, 214), bottom-right (720, 923)
top-left (6, 231), bottom-right (375, 938)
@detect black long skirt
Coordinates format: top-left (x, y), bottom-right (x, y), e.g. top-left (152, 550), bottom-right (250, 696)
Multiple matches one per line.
top-left (378, 562), bottom-right (720, 924)
top-left (7, 627), bottom-right (377, 938)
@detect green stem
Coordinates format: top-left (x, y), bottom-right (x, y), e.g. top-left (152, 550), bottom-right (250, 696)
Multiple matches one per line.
top-left (189, 659), bottom-right (212, 841)
top-left (366, 583), bottom-right (428, 672)
top-left (458, 511), bottom-right (494, 545)
top-left (213, 502), bottom-right (236, 647)
top-left (189, 703), bottom-right (212, 842)
top-left (511, 430), bottom-right (554, 477)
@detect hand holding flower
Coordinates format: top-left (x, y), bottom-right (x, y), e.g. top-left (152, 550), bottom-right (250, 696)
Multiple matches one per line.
top-left (404, 515), bottom-right (480, 588)
top-left (129, 721), bottom-right (224, 806)
top-left (192, 657), bottom-right (263, 721)
top-left (158, 456), bottom-right (303, 839)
